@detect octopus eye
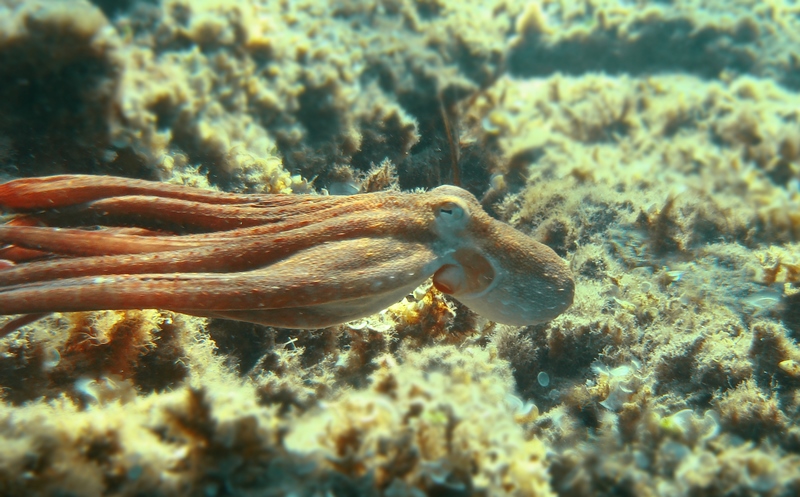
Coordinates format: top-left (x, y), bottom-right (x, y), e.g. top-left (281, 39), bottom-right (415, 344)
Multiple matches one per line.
top-left (433, 199), bottom-right (468, 233)
top-left (435, 202), bottom-right (463, 219)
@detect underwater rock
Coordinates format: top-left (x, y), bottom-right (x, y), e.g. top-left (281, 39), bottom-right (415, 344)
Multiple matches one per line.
top-left (2, 0), bottom-right (800, 495)
top-left (0, 0), bottom-right (121, 176)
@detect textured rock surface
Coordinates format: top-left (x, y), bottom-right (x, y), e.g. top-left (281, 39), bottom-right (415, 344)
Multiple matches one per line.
top-left (1, 0), bottom-right (799, 495)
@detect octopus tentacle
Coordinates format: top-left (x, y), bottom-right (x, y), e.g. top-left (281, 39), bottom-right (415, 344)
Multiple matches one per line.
top-left (0, 226), bottom-right (182, 262)
top-left (0, 245), bottom-right (48, 263)
top-left (0, 238), bottom-right (437, 320)
top-left (0, 313), bottom-right (49, 339)
top-left (0, 177), bottom-right (432, 268)
top-left (2, 175), bottom-right (412, 235)
top-left (0, 203), bottom-right (433, 286)
top-left (0, 225), bottom-right (209, 256)
top-left (0, 174), bottom-right (256, 210)
top-left (65, 194), bottom-right (389, 232)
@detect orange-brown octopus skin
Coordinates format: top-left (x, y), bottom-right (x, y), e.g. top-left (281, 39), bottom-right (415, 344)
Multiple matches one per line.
top-left (0, 175), bottom-right (574, 331)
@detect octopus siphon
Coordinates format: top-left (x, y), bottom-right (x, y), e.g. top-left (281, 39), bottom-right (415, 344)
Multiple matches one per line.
top-left (0, 175), bottom-right (574, 332)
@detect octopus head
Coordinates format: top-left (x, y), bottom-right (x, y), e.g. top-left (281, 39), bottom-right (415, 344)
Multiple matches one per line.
top-left (428, 185), bottom-right (574, 326)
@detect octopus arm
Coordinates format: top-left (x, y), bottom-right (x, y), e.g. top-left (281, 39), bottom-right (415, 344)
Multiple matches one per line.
top-left (0, 206), bottom-right (424, 287)
top-left (0, 238), bottom-right (438, 322)
top-left (67, 194), bottom-right (379, 233)
top-left (0, 175), bottom-right (381, 235)
top-left (0, 225), bottom-right (206, 257)
top-left (0, 174), bottom-right (256, 210)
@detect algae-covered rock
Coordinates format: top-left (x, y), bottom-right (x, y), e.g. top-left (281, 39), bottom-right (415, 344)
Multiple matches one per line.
top-left (0, 0), bottom-right (121, 176)
top-left (2, 0), bottom-right (800, 495)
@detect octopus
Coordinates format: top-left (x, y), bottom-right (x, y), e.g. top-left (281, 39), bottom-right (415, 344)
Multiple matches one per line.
top-left (0, 175), bottom-right (574, 333)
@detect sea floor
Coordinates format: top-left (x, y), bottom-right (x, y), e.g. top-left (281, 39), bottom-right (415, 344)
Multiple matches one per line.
top-left (1, 0), bottom-right (799, 495)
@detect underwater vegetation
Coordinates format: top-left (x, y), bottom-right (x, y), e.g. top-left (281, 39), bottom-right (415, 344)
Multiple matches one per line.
top-left (0, 0), bottom-right (800, 495)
